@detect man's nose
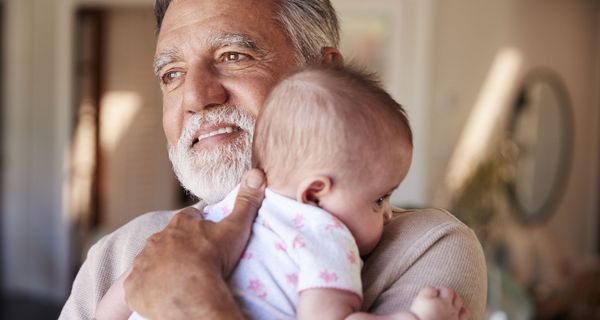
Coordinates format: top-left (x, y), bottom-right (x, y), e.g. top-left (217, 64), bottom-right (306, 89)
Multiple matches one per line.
top-left (182, 65), bottom-right (228, 113)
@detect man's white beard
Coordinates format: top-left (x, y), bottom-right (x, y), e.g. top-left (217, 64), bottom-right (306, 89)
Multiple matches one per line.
top-left (168, 105), bottom-right (255, 204)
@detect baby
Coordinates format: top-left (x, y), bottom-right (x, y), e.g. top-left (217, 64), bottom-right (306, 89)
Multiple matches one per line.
top-left (96, 66), bottom-right (468, 320)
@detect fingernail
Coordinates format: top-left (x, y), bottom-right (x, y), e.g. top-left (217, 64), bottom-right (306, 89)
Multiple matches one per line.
top-left (245, 172), bottom-right (263, 189)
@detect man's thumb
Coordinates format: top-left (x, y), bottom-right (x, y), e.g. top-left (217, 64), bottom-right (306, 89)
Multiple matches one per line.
top-left (228, 169), bottom-right (266, 226)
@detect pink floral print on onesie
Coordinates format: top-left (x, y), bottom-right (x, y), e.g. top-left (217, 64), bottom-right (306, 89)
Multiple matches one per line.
top-left (247, 279), bottom-right (267, 299)
top-left (319, 270), bottom-right (339, 283)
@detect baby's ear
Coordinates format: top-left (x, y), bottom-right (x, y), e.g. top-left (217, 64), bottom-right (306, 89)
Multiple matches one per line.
top-left (296, 175), bottom-right (332, 206)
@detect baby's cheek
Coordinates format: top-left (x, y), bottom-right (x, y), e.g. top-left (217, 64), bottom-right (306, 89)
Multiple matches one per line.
top-left (359, 223), bottom-right (384, 256)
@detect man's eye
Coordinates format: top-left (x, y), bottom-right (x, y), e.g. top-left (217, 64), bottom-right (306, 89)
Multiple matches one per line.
top-left (221, 52), bottom-right (250, 62)
top-left (161, 71), bottom-right (184, 85)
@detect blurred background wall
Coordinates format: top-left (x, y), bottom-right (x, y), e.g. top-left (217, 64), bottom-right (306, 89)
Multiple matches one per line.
top-left (428, 0), bottom-right (598, 260)
top-left (0, 0), bottom-right (598, 319)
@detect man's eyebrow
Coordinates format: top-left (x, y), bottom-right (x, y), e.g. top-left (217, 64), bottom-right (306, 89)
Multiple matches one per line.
top-left (207, 33), bottom-right (267, 55)
top-left (152, 33), bottom-right (267, 76)
top-left (153, 48), bottom-right (182, 76)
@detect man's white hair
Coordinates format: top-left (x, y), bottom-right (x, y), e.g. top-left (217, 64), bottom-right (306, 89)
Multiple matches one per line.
top-left (155, 0), bottom-right (340, 64)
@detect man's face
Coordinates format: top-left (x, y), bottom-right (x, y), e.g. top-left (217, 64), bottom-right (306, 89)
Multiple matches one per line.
top-left (155, 0), bottom-right (298, 202)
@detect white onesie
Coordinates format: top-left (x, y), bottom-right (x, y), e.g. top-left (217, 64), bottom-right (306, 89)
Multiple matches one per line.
top-left (130, 186), bottom-right (362, 320)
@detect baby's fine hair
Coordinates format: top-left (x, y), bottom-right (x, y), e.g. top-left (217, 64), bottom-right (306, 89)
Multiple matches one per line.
top-left (252, 65), bottom-right (413, 185)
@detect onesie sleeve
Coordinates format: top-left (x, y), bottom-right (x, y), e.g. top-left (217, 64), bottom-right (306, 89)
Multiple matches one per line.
top-left (294, 214), bottom-right (363, 300)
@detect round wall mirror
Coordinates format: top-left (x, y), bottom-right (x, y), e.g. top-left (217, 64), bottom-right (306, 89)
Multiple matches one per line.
top-left (505, 69), bottom-right (573, 224)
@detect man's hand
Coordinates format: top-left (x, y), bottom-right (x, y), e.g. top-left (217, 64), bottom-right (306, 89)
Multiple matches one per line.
top-left (123, 169), bottom-right (266, 320)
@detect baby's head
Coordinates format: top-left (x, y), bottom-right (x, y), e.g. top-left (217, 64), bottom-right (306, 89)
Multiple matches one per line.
top-left (253, 65), bottom-right (413, 255)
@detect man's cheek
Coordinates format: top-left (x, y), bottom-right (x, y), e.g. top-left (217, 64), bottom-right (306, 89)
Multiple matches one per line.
top-left (162, 110), bottom-right (182, 146)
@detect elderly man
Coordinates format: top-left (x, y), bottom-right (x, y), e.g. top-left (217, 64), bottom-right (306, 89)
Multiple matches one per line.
top-left (60, 0), bottom-right (487, 319)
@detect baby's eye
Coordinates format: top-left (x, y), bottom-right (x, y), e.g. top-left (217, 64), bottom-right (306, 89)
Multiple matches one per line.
top-left (375, 195), bottom-right (388, 208)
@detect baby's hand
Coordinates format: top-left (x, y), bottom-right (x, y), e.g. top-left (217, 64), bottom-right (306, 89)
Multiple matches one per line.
top-left (408, 286), bottom-right (470, 320)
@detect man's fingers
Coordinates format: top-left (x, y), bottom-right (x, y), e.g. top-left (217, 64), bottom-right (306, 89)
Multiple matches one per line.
top-left (227, 169), bottom-right (266, 226)
top-left (124, 259), bottom-right (147, 313)
top-left (215, 169), bottom-right (266, 274)
top-left (123, 204), bottom-right (241, 319)
top-left (169, 207), bottom-right (204, 227)
top-left (122, 267), bottom-right (136, 305)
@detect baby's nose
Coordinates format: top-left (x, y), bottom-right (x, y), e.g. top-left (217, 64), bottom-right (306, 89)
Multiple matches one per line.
top-left (383, 210), bottom-right (392, 224)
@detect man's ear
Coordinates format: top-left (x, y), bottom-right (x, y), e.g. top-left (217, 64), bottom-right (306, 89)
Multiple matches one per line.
top-left (296, 175), bottom-right (333, 206)
top-left (320, 47), bottom-right (344, 66)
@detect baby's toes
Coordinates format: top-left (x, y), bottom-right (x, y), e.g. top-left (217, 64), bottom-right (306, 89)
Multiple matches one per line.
top-left (459, 306), bottom-right (471, 320)
top-left (438, 286), bottom-right (457, 304)
top-left (453, 290), bottom-right (464, 309)
top-left (416, 285), bottom-right (439, 299)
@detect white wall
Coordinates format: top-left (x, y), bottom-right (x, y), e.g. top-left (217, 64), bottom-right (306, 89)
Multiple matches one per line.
top-left (428, 0), bottom-right (600, 258)
top-left (332, 0), bottom-right (434, 207)
top-left (512, 0), bottom-right (599, 260)
top-left (2, 0), bottom-right (71, 301)
top-left (99, 8), bottom-right (179, 236)
top-left (1, 0), bottom-right (155, 302)
top-left (428, 0), bottom-right (511, 196)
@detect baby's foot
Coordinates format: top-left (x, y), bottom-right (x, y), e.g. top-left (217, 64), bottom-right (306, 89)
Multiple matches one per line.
top-left (408, 286), bottom-right (470, 320)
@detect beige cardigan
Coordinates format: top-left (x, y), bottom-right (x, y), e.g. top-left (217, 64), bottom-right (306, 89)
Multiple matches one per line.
top-left (59, 207), bottom-right (487, 319)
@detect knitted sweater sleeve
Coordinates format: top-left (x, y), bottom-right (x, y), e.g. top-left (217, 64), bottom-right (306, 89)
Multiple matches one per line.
top-left (58, 210), bottom-right (176, 320)
top-left (361, 208), bottom-right (488, 320)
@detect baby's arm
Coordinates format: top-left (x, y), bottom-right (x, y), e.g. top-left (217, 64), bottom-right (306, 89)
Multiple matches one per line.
top-left (298, 286), bottom-right (469, 320)
top-left (297, 287), bottom-right (362, 320)
top-left (94, 269), bottom-right (133, 320)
